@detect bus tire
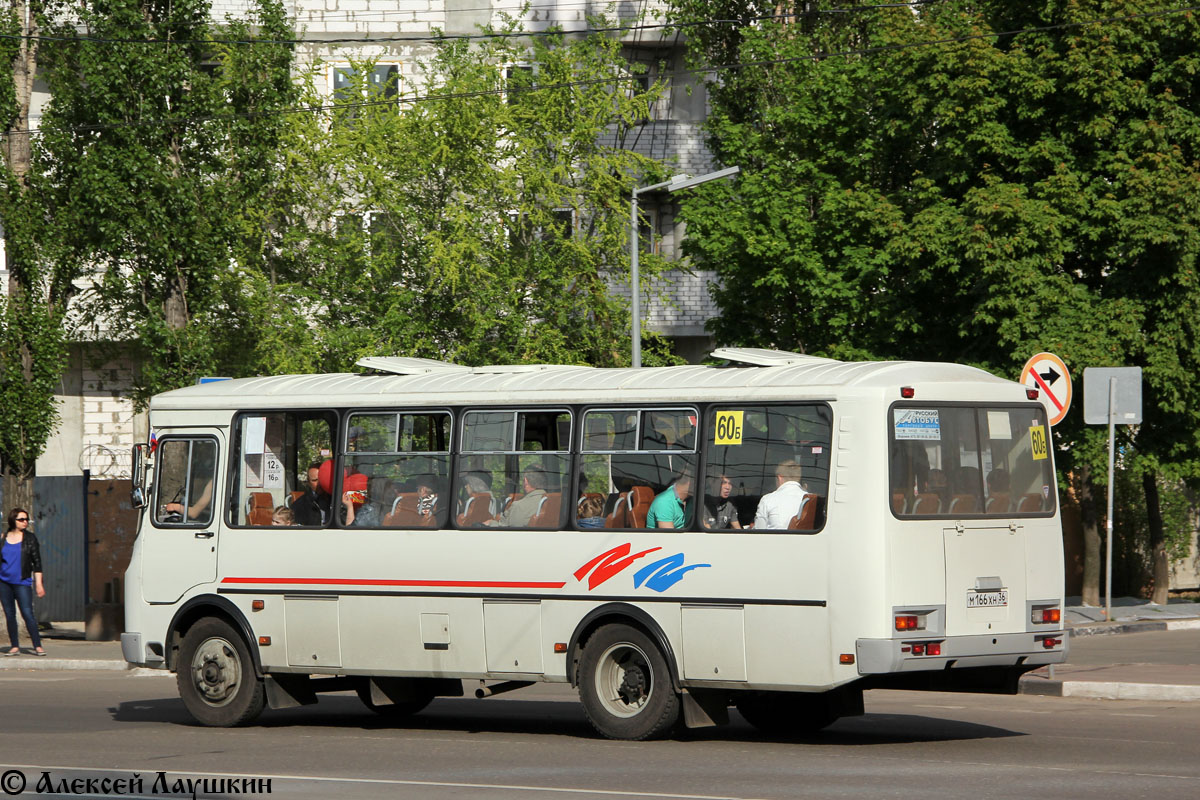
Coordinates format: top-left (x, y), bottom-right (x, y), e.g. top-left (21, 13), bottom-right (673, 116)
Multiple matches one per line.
top-left (355, 679), bottom-right (434, 718)
top-left (578, 623), bottom-right (679, 740)
top-left (177, 618), bottom-right (265, 727)
top-left (735, 692), bottom-right (837, 738)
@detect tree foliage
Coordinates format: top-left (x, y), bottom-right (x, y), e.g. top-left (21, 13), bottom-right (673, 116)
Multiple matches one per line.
top-left (671, 0), bottom-right (1200, 594)
top-left (268, 22), bottom-right (673, 370)
top-left (1, 0), bottom-right (74, 504)
top-left (39, 0), bottom-right (300, 407)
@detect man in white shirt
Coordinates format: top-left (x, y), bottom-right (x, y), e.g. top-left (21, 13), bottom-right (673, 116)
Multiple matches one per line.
top-left (753, 460), bottom-right (809, 530)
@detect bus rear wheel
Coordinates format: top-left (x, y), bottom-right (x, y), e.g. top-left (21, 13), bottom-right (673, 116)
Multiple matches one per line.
top-left (578, 624), bottom-right (679, 740)
top-left (735, 692), bottom-right (837, 738)
top-left (177, 618), bottom-right (264, 727)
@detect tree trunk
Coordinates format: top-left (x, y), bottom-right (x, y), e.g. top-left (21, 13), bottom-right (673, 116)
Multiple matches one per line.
top-left (1078, 466), bottom-right (1102, 606)
top-left (1143, 470), bottom-right (1169, 605)
top-left (3, 0), bottom-right (43, 514)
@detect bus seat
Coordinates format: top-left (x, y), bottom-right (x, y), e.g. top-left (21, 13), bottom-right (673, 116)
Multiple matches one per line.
top-left (456, 492), bottom-right (494, 527)
top-left (287, 490), bottom-right (304, 508)
top-left (891, 491), bottom-right (906, 515)
top-left (391, 493), bottom-right (418, 515)
top-left (605, 492), bottom-right (629, 528)
top-left (629, 486), bottom-right (655, 528)
top-left (948, 494), bottom-right (979, 514)
top-left (247, 492), bottom-right (274, 526)
top-left (911, 494), bottom-right (941, 515)
top-left (986, 493), bottom-right (1011, 514)
top-left (1017, 493), bottom-right (1042, 513)
top-left (529, 492), bottom-right (561, 528)
top-left (788, 494), bottom-right (819, 530)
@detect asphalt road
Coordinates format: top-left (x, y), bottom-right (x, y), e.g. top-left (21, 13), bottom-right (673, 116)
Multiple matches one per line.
top-left (0, 631), bottom-right (1196, 800)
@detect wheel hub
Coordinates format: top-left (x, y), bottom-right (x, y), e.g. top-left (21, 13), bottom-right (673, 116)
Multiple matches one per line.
top-left (190, 637), bottom-right (239, 705)
top-left (618, 664), bottom-right (647, 704)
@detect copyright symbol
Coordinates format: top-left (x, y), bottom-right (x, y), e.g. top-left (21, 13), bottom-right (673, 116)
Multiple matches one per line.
top-left (0, 770), bottom-right (25, 795)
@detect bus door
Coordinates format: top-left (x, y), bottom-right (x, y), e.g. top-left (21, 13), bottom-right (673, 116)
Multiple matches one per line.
top-left (141, 431), bottom-right (224, 603)
top-left (943, 521), bottom-right (1028, 636)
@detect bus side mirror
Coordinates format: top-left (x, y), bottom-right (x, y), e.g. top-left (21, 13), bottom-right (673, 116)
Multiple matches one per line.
top-left (131, 443), bottom-right (150, 508)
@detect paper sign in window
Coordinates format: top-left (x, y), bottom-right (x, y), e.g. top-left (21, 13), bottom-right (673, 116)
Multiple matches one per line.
top-left (987, 411), bottom-right (1012, 440)
top-left (1029, 425), bottom-right (1049, 461)
top-left (713, 411), bottom-right (744, 446)
top-left (894, 409), bottom-right (941, 440)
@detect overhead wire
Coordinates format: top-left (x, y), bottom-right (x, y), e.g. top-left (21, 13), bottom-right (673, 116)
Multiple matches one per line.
top-left (4, 3), bottom-right (1197, 139)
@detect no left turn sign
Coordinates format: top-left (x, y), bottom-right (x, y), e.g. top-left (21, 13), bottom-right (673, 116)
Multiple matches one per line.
top-left (1020, 352), bottom-right (1072, 426)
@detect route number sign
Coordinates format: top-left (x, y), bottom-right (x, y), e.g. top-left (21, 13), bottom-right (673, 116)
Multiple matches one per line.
top-left (1020, 352), bottom-right (1072, 426)
top-left (714, 411), bottom-right (744, 446)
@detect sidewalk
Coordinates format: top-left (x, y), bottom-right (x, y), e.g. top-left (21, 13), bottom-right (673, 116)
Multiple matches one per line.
top-left (1, 601), bottom-right (1196, 704)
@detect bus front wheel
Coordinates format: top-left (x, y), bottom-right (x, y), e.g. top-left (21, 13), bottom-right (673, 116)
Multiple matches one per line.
top-left (177, 618), bottom-right (265, 727)
top-left (578, 624), bottom-right (679, 740)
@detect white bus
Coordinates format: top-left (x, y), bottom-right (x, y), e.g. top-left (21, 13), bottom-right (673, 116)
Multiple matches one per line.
top-left (122, 348), bottom-right (1068, 740)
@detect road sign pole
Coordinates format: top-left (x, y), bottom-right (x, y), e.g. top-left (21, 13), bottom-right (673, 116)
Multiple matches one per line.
top-left (1105, 377), bottom-right (1115, 621)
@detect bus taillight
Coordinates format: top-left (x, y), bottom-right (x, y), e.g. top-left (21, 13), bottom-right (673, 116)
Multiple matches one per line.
top-left (900, 387), bottom-right (915, 398)
top-left (895, 615), bottom-right (919, 631)
top-left (925, 642), bottom-right (941, 656)
top-left (1031, 605), bottom-right (1061, 624)
top-left (1026, 389), bottom-right (1039, 400)
top-left (1042, 637), bottom-right (1062, 649)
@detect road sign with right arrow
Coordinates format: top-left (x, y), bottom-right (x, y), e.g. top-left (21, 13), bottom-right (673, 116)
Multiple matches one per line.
top-left (1020, 352), bottom-right (1072, 426)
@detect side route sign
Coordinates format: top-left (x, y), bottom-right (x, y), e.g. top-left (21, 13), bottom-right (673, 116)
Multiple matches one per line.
top-left (1020, 352), bottom-right (1072, 426)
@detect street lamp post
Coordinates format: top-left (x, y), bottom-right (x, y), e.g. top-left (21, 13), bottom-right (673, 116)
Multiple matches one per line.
top-left (630, 165), bottom-right (740, 368)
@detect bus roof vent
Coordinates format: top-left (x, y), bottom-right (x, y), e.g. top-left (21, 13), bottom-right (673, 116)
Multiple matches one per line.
top-left (710, 347), bottom-right (839, 367)
top-left (471, 364), bottom-right (564, 374)
top-left (355, 356), bottom-right (470, 375)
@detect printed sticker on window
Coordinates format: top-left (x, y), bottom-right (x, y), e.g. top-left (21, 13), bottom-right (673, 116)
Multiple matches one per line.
top-left (1029, 425), bottom-right (1049, 461)
top-left (894, 409), bottom-right (941, 440)
top-left (713, 410), bottom-right (744, 446)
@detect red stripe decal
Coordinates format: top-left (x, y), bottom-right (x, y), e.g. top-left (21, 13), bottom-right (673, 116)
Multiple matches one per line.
top-left (222, 577), bottom-right (566, 589)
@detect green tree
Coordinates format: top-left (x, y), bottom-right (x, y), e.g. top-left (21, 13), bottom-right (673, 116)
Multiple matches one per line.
top-left (671, 0), bottom-right (1200, 602)
top-left (276, 22), bottom-right (676, 370)
top-left (1, 0), bottom-right (75, 509)
top-left (39, 0), bottom-right (300, 407)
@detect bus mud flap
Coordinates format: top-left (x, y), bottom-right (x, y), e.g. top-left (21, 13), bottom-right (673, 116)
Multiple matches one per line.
top-left (682, 689), bottom-right (730, 729)
top-left (264, 674), bottom-right (318, 709)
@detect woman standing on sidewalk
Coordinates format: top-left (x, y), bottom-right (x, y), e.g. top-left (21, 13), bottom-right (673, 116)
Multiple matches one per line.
top-left (1, 508), bottom-right (46, 656)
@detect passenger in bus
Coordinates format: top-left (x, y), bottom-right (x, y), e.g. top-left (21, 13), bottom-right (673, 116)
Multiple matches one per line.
top-left (488, 467), bottom-right (549, 527)
top-left (271, 506), bottom-right (295, 526)
top-left (753, 460), bottom-right (809, 530)
top-left (702, 474), bottom-right (741, 530)
top-left (292, 461), bottom-right (332, 526)
top-left (646, 470), bottom-right (694, 529)
top-left (342, 473), bottom-right (381, 527)
top-left (577, 493), bottom-right (606, 528)
top-left (416, 477), bottom-right (439, 521)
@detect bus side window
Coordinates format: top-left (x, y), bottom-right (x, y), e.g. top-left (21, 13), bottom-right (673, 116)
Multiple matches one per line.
top-left (456, 409), bottom-right (571, 530)
top-left (154, 438), bottom-right (218, 526)
top-left (231, 411), bottom-right (336, 527)
top-left (703, 405), bottom-right (831, 532)
top-left (342, 411), bottom-right (452, 529)
top-left (579, 408), bottom-right (697, 532)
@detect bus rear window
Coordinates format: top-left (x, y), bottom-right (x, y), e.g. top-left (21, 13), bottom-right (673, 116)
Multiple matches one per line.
top-left (890, 405), bottom-right (1054, 518)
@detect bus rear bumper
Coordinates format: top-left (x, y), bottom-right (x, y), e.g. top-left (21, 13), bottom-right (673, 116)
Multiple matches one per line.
top-left (856, 630), bottom-right (1069, 675)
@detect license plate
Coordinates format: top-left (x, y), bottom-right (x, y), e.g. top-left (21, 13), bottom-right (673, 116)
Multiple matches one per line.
top-left (967, 590), bottom-right (1008, 607)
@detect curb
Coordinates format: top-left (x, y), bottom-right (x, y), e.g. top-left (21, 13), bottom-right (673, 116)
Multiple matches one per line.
top-left (1068, 618), bottom-right (1200, 637)
top-left (0, 658), bottom-right (128, 671)
top-left (1020, 678), bottom-right (1200, 702)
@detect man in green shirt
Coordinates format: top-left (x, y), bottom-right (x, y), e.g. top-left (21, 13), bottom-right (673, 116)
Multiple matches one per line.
top-left (646, 471), bottom-right (694, 529)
